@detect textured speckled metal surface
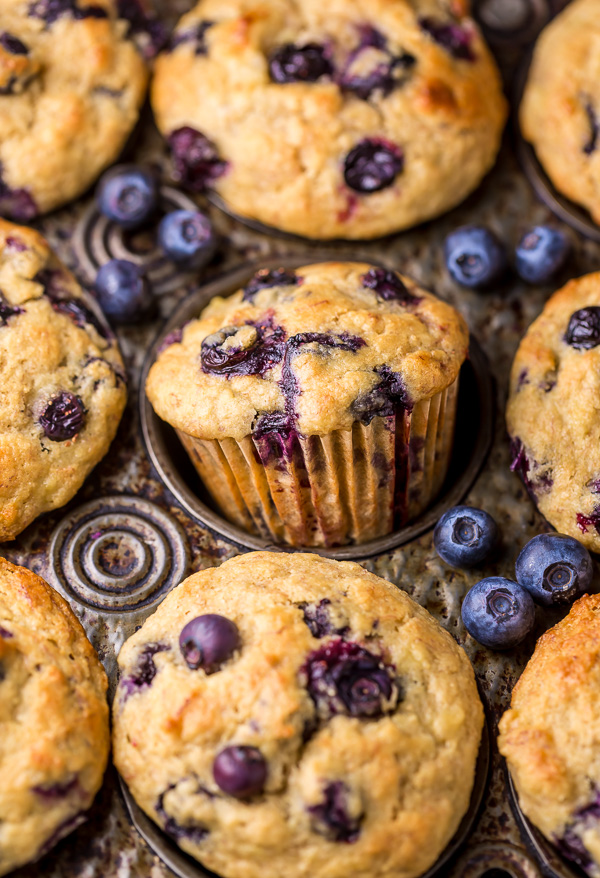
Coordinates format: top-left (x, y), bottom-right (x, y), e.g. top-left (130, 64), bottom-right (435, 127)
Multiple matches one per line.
top-left (2, 1), bottom-right (596, 877)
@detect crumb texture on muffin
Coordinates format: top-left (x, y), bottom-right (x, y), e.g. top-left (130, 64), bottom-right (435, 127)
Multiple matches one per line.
top-left (146, 261), bottom-right (468, 441)
top-left (499, 593), bottom-right (600, 875)
top-left (0, 557), bottom-right (109, 877)
top-left (520, 0), bottom-right (600, 225)
top-left (0, 0), bottom-right (148, 219)
top-left (113, 551), bottom-right (483, 878)
top-left (152, 0), bottom-right (507, 239)
top-left (506, 271), bottom-right (600, 552)
top-left (0, 218), bottom-right (127, 540)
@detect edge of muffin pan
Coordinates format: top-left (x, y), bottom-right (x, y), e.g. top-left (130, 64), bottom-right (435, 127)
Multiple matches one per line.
top-left (140, 255), bottom-right (495, 560)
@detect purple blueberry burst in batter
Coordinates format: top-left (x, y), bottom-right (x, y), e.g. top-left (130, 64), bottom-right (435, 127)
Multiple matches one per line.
top-left (298, 599), bottom-right (349, 639)
top-left (509, 438), bottom-right (553, 498)
top-left (156, 786), bottom-right (209, 844)
top-left (32, 777), bottom-right (81, 800)
top-left (556, 789), bottom-right (600, 872)
top-left (242, 268), bottom-right (302, 302)
top-left (0, 34), bottom-right (29, 55)
top-left (361, 268), bottom-right (421, 305)
top-left (201, 323), bottom-right (286, 377)
top-left (343, 138), bottom-right (404, 193)
top-left (116, 0), bottom-right (168, 55)
top-left (120, 642), bottom-right (170, 699)
top-left (351, 365), bottom-right (412, 425)
top-left (0, 626), bottom-right (12, 638)
top-left (584, 101), bottom-right (599, 156)
top-left (301, 638), bottom-right (400, 720)
top-left (341, 26), bottom-right (416, 101)
top-left (269, 42), bottom-right (333, 84)
top-left (28, 0), bottom-right (108, 24)
top-left (418, 17), bottom-right (475, 61)
top-left (0, 173), bottom-right (37, 222)
top-left (168, 127), bottom-right (228, 192)
top-left (0, 293), bottom-right (23, 326)
top-left (39, 392), bottom-right (86, 442)
top-left (308, 781), bottom-right (363, 843)
top-left (168, 20), bottom-right (214, 54)
top-left (577, 506), bottom-right (600, 537)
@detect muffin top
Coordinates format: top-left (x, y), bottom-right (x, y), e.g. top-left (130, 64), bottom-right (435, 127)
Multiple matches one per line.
top-left (151, 0), bottom-right (507, 239)
top-left (0, 218), bottom-right (127, 540)
top-left (520, 0), bottom-right (600, 225)
top-left (506, 271), bottom-right (600, 553)
top-left (0, 0), bottom-right (148, 219)
top-left (498, 594), bottom-right (600, 876)
top-left (0, 557), bottom-right (109, 877)
top-left (146, 261), bottom-right (468, 441)
top-left (113, 551), bottom-right (483, 878)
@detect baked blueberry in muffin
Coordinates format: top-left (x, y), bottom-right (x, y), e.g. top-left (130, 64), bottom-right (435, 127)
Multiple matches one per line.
top-left (113, 551), bottom-right (483, 878)
top-left (152, 0), bottom-right (507, 239)
top-left (0, 557), bottom-right (109, 876)
top-left (0, 218), bottom-right (126, 540)
top-left (0, 0), bottom-right (149, 219)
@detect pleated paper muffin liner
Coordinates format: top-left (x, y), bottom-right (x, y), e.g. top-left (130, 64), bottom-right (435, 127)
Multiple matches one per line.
top-left (177, 377), bottom-right (459, 548)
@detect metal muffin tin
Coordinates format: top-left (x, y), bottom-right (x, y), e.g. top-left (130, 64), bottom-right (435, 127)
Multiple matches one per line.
top-left (4, 1), bottom-right (600, 876)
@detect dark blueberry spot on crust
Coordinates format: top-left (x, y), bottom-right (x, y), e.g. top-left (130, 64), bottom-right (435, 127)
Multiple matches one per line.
top-left (509, 438), bottom-right (553, 498)
top-left (584, 101), bottom-right (599, 156)
top-left (33, 777), bottom-right (80, 800)
top-left (298, 599), bottom-right (348, 639)
top-left (116, 0), bottom-right (168, 55)
top-left (269, 43), bottom-right (333, 84)
top-left (242, 268), bottom-right (301, 302)
top-left (308, 781), bottom-right (363, 843)
top-left (565, 307), bottom-right (600, 350)
top-left (0, 172), bottom-right (37, 221)
top-left (155, 787), bottom-right (209, 844)
top-left (168, 20), bottom-right (214, 54)
top-left (419, 17), bottom-right (475, 61)
top-left (351, 365), bottom-right (412, 425)
top-left (39, 392), bottom-right (86, 442)
top-left (120, 642), bottom-right (170, 699)
top-left (168, 127), bottom-right (228, 192)
top-left (587, 477), bottom-right (600, 494)
top-left (516, 369), bottom-right (529, 390)
top-left (0, 293), bottom-right (23, 326)
top-left (201, 323), bottom-right (286, 378)
top-left (0, 33), bottom-right (29, 55)
top-left (301, 638), bottom-right (399, 720)
top-left (344, 138), bottom-right (404, 193)
top-left (50, 298), bottom-right (109, 338)
top-left (157, 328), bottom-right (184, 355)
top-left (213, 746), bottom-right (267, 799)
top-left (5, 236), bottom-right (26, 251)
top-left (577, 506), bottom-right (600, 536)
top-left (0, 626), bottom-right (12, 638)
top-left (556, 789), bottom-right (600, 871)
top-left (179, 614), bottom-right (240, 673)
top-left (29, 0), bottom-right (108, 24)
top-left (341, 27), bottom-right (415, 100)
top-left (361, 268), bottom-right (420, 304)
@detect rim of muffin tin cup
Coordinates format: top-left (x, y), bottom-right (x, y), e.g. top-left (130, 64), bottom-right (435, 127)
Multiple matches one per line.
top-left (505, 767), bottom-right (584, 878)
top-left (140, 255), bottom-right (495, 560)
top-left (118, 709), bottom-right (491, 878)
top-left (513, 49), bottom-right (600, 245)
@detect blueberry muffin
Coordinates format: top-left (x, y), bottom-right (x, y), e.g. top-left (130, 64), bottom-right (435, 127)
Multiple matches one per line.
top-left (113, 551), bottom-right (484, 878)
top-left (0, 218), bottom-right (126, 540)
top-left (499, 594), bottom-right (600, 876)
top-left (520, 0), bottom-right (600, 224)
top-left (0, 0), bottom-right (150, 220)
top-left (146, 261), bottom-right (468, 547)
top-left (507, 271), bottom-right (600, 553)
top-left (0, 557), bottom-right (109, 876)
top-left (151, 0), bottom-right (507, 240)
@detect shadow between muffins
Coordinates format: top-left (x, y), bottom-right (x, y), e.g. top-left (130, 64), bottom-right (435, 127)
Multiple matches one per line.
top-left (140, 257), bottom-right (495, 560)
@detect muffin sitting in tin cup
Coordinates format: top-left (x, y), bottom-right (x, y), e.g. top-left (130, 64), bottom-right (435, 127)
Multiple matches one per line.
top-left (146, 261), bottom-right (468, 547)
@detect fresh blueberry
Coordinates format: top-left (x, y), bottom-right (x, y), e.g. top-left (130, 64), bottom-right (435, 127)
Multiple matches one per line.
top-left (565, 307), bottom-right (600, 350)
top-left (94, 259), bottom-right (154, 324)
top-left (39, 392), bottom-right (85, 441)
top-left (461, 577), bottom-right (535, 650)
top-left (157, 210), bottom-right (216, 270)
top-left (213, 746), bottom-right (267, 798)
top-left (269, 43), bottom-right (333, 83)
top-left (444, 226), bottom-right (508, 289)
top-left (515, 226), bottom-right (571, 284)
top-left (515, 533), bottom-right (593, 607)
top-left (96, 165), bottom-right (158, 230)
top-left (434, 506), bottom-right (498, 568)
top-left (343, 139), bottom-right (404, 193)
top-left (179, 614), bottom-right (240, 673)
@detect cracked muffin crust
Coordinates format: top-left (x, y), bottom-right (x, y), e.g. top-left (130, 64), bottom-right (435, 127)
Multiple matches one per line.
top-left (0, 218), bottom-right (127, 540)
top-left (507, 271), bottom-right (600, 553)
top-left (0, 557), bottom-right (109, 877)
top-left (499, 594), bottom-right (600, 877)
top-left (151, 0), bottom-right (507, 239)
top-left (520, 0), bottom-right (600, 225)
top-left (113, 551), bottom-right (483, 878)
top-left (0, 0), bottom-right (149, 219)
top-left (145, 261), bottom-right (468, 546)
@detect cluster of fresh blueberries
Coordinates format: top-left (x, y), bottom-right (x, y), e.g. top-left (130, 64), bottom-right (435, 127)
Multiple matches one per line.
top-left (434, 506), bottom-right (594, 649)
top-left (93, 165), bottom-right (217, 323)
top-left (444, 224), bottom-right (571, 288)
